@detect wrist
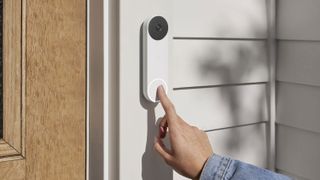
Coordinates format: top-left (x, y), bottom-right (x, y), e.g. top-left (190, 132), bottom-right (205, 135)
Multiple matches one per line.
top-left (194, 153), bottom-right (214, 180)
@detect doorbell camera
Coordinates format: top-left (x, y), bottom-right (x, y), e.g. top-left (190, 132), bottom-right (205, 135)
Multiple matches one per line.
top-left (142, 16), bottom-right (169, 103)
top-left (148, 16), bottom-right (168, 40)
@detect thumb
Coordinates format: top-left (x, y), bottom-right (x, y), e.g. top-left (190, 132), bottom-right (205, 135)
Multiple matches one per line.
top-left (158, 116), bottom-right (168, 139)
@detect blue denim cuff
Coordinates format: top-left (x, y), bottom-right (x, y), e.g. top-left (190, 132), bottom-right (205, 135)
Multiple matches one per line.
top-left (200, 154), bottom-right (292, 180)
top-left (200, 154), bottom-right (235, 180)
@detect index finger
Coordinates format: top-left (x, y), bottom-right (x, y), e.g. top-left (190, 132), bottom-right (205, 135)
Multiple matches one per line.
top-left (157, 86), bottom-right (176, 118)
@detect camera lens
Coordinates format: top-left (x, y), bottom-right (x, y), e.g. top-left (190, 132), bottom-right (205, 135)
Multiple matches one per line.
top-left (148, 16), bottom-right (168, 40)
top-left (155, 23), bottom-right (163, 32)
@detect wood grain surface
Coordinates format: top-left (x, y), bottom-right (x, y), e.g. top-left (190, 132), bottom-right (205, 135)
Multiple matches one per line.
top-left (0, 140), bottom-right (19, 157)
top-left (0, 0), bottom-right (26, 179)
top-left (3, 0), bottom-right (22, 153)
top-left (0, 159), bottom-right (25, 180)
top-left (25, 0), bottom-right (86, 179)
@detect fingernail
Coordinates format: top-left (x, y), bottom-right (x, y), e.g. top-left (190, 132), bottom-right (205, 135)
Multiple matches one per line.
top-left (160, 126), bottom-right (164, 133)
top-left (159, 126), bottom-right (166, 138)
top-left (159, 85), bottom-right (164, 91)
top-left (159, 127), bottom-right (164, 138)
top-left (163, 126), bottom-right (167, 133)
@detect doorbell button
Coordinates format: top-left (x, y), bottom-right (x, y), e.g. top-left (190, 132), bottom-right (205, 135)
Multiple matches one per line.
top-left (147, 79), bottom-right (168, 103)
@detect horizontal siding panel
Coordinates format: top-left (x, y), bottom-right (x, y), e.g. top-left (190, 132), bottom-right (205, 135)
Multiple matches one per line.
top-left (277, 82), bottom-right (320, 133)
top-left (277, 0), bottom-right (320, 40)
top-left (277, 170), bottom-right (308, 180)
top-left (172, 40), bottom-right (268, 88)
top-left (174, 123), bottom-right (267, 180)
top-left (172, 84), bottom-right (268, 131)
top-left (173, 0), bottom-right (267, 38)
top-left (276, 125), bottom-right (320, 180)
top-left (277, 41), bottom-right (320, 86)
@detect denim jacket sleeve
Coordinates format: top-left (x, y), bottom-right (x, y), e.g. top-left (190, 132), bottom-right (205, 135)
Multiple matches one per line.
top-left (200, 154), bottom-right (292, 180)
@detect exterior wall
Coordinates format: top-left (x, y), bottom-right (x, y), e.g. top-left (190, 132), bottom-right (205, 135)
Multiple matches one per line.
top-left (172, 4), bottom-right (270, 178)
top-left (276, 0), bottom-right (320, 179)
top-left (117, 0), bottom-right (172, 179)
top-left (115, 0), bottom-right (270, 179)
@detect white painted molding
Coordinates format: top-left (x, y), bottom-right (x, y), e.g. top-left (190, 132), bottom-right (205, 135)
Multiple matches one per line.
top-left (266, 0), bottom-right (276, 170)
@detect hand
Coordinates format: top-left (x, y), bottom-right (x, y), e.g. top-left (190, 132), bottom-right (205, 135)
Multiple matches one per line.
top-left (154, 86), bottom-right (213, 179)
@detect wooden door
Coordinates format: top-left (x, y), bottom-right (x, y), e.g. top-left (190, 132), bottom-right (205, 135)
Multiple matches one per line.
top-left (0, 0), bottom-right (86, 179)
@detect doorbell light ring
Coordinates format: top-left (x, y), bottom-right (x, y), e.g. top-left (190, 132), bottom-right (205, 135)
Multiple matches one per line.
top-left (147, 79), bottom-right (168, 103)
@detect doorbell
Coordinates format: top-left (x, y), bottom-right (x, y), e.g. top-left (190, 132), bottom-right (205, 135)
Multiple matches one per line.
top-left (142, 16), bottom-right (169, 103)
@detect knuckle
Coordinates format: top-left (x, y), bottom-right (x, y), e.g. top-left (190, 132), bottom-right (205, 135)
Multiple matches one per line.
top-left (159, 117), bottom-right (166, 124)
top-left (191, 126), bottom-right (199, 131)
top-left (202, 131), bottom-right (207, 137)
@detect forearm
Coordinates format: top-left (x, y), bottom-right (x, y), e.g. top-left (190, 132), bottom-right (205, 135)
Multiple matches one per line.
top-left (200, 154), bottom-right (292, 180)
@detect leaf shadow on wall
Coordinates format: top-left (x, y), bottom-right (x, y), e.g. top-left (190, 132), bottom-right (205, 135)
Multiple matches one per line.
top-left (198, 43), bottom-right (268, 162)
top-left (139, 25), bottom-right (173, 180)
top-left (172, 11), bottom-right (270, 168)
top-left (189, 23), bottom-right (268, 166)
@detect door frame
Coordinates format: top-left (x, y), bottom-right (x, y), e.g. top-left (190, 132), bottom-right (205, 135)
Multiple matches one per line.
top-left (87, 0), bottom-right (104, 179)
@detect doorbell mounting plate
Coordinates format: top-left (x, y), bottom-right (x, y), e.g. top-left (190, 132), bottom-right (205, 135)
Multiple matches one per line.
top-left (142, 16), bottom-right (169, 103)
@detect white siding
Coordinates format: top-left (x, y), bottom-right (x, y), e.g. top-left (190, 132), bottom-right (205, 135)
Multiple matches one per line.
top-left (172, 40), bottom-right (268, 88)
top-left (172, 84), bottom-right (268, 130)
top-left (171, 0), bottom-right (270, 177)
top-left (116, 0), bottom-right (270, 179)
top-left (118, 0), bottom-right (172, 179)
top-left (276, 125), bottom-right (320, 180)
top-left (174, 123), bottom-right (268, 180)
top-left (173, 0), bottom-right (268, 38)
top-left (114, 0), bottom-right (320, 178)
top-left (277, 170), bottom-right (310, 180)
top-left (207, 123), bottom-right (267, 167)
top-left (277, 83), bottom-right (320, 133)
top-left (277, 0), bottom-right (320, 40)
top-left (277, 41), bottom-right (320, 86)
top-left (276, 1), bottom-right (320, 179)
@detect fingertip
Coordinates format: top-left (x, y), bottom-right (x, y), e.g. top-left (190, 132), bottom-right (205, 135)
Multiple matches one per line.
top-left (157, 85), bottom-right (165, 98)
top-left (157, 85), bottom-right (162, 93)
top-left (160, 126), bottom-right (164, 133)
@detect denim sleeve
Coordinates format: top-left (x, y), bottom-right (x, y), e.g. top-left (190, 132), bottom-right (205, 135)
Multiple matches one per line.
top-left (200, 154), bottom-right (292, 180)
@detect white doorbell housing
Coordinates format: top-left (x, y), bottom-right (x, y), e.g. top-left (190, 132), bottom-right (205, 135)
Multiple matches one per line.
top-left (142, 16), bottom-right (169, 103)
